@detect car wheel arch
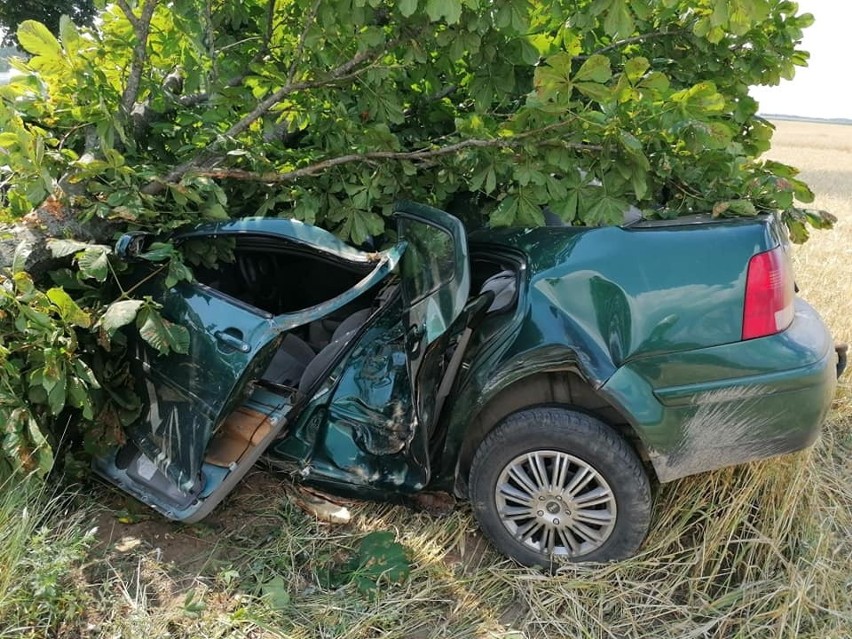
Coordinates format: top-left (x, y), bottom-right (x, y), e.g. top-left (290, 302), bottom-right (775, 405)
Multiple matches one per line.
top-left (453, 371), bottom-right (656, 496)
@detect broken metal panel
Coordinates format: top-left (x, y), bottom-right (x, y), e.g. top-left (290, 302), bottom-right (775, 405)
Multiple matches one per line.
top-left (117, 234), bottom-right (403, 495)
top-left (300, 296), bottom-right (431, 494)
top-left (270, 244), bottom-right (404, 332)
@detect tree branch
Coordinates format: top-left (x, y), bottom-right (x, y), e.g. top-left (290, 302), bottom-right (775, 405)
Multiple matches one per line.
top-left (195, 122), bottom-right (601, 184)
top-left (144, 41), bottom-right (398, 194)
top-left (120, 0), bottom-right (159, 113)
top-left (263, 0), bottom-right (278, 56)
top-left (228, 46), bottom-right (380, 141)
top-left (115, 0), bottom-right (140, 29)
top-left (286, 0), bottom-right (321, 85)
top-left (576, 29), bottom-right (687, 60)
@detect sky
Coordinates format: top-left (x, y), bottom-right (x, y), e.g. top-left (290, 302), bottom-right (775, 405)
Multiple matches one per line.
top-left (750, 0), bottom-right (851, 120)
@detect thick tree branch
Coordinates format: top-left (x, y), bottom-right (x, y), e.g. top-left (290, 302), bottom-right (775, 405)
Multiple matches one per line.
top-left (120, 0), bottom-right (159, 113)
top-left (195, 122), bottom-right (601, 184)
top-left (144, 41), bottom-right (398, 194)
top-left (263, 0), bottom-right (278, 56)
top-left (115, 0), bottom-right (140, 29)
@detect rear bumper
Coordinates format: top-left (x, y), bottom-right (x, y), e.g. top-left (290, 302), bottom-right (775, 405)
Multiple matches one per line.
top-left (603, 299), bottom-right (838, 482)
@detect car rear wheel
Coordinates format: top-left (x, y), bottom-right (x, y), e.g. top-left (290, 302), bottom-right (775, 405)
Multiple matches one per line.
top-left (469, 407), bottom-right (652, 566)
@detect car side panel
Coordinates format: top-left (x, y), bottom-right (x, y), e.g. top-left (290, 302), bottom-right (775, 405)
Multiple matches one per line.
top-left (268, 294), bottom-right (432, 495)
top-left (471, 217), bottom-right (778, 367)
top-left (438, 217), bottom-right (832, 490)
top-left (602, 298), bottom-right (836, 482)
top-left (127, 282), bottom-right (279, 491)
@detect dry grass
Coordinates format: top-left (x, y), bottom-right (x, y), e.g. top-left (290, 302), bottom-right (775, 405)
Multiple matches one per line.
top-left (771, 120), bottom-right (852, 347)
top-left (3, 119), bottom-right (851, 638)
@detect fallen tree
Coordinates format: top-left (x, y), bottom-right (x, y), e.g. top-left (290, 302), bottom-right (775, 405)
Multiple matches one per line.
top-left (0, 0), bottom-right (831, 475)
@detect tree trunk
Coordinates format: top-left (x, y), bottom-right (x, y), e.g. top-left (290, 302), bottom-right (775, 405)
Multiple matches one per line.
top-left (0, 198), bottom-right (118, 277)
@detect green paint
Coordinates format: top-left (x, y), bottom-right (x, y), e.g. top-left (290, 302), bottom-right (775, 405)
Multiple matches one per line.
top-left (98, 206), bottom-right (838, 518)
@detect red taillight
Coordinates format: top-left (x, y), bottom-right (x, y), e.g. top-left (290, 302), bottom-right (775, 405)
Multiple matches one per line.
top-left (742, 247), bottom-right (795, 340)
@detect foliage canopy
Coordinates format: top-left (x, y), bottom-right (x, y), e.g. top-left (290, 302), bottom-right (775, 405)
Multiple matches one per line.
top-left (0, 0), bottom-right (831, 473)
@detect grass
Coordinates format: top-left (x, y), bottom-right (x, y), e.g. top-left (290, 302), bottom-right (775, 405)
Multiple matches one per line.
top-left (2, 119), bottom-right (851, 638)
top-left (0, 477), bottom-right (96, 637)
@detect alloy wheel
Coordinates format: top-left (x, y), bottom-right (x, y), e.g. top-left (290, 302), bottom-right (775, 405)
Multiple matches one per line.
top-left (494, 450), bottom-right (617, 557)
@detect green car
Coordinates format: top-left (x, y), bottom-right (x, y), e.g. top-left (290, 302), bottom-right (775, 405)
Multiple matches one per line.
top-left (95, 201), bottom-right (843, 566)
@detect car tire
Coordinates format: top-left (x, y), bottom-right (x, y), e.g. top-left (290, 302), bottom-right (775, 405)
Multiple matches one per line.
top-left (469, 407), bottom-right (652, 567)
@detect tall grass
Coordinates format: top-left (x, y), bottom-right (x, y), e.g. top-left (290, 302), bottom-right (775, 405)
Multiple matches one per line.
top-left (0, 476), bottom-right (96, 638)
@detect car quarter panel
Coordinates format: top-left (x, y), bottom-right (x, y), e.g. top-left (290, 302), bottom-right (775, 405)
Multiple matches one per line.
top-left (602, 298), bottom-right (836, 482)
top-left (438, 215), bottom-right (831, 489)
top-left (477, 218), bottom-right (779, 369)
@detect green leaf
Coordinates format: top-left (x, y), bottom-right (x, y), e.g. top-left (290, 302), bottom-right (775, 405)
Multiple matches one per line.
top-left (586, 192), bottom-right (629, 225)
top-left (12, 241), bottom-right (32, 274)
top-left (673, 81), bottom-right (725, 113)
top-left (261, 576), bottom-right (291, 610)
top-left (517, 192), bottom-right (545, 226)
top-left (137, 308), bottom-right (190, 355)
top-left (491, 195), bottom-right (518, 227)
top-left (624, 56), bottom-right (649, 82)
top-left (574, 54), bottom-right (611, 83)
top-left (713, 200), bottom-right (756, 217)
top-left (575, 82), bottom-right (612, 102)
top-left (398, 0), bottom-right (418, 17)
top-left (790, 177), bottom-right (815, 204)
top-left (17, 20), bottom-right (62, 58)
top-left (47, 287), bottom-right (92, 328)
top-left (47, 373), bottom-right (67, 415)
top-left (100, 300), bottom-right (145, 337)
top-left (165, 257), bottom-right (193, 288)
top-left (26, 413), bottom-right (54, 473)
top-left (78, 246), bottom-right (111, 282)
top-left (638, 71), bottom-right (670, 91)
top-left (425, 0), bottom-right (462, 23)
top-left (619, 131), bottom-right (650, 170)
top-left (139, 242), bottom-right (176, 262)
top-left (346, 531), bottom-right (411, 594)
top-left (603, 0), bottom-right (634, 37)
top-left (48, 239), bottom-right (91, 258)
top-left (803, 208), bottom-right (836, 229)
top-left (59, 15), bottom-right (82, 54)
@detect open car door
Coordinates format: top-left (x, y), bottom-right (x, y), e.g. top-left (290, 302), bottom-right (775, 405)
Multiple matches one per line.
top-left (95, 218), bottom-right (403, 521)
top-left (396, 201), bottom-right (471, 435)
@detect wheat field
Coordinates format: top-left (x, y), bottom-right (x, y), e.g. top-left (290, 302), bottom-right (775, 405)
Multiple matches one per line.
top-left (1, 120), bottom-right (851, 639)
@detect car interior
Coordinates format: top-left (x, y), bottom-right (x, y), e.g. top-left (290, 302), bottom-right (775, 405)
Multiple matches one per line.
top-left (190, 235), bottom-right (393, 392)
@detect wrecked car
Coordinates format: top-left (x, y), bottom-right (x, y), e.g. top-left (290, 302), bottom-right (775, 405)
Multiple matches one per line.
top-left (94, 201), bottom-right (844, 566)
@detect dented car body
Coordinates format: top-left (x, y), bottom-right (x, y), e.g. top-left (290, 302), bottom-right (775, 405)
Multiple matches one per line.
top-left (95, 201), bottom-right (841, 565)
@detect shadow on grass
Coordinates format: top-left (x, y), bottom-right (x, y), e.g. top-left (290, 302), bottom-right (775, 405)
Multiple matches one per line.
top-left (70, 404), bottom-right (852, 639)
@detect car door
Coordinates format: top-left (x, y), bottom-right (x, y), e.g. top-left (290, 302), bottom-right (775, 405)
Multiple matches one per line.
top-left (127, 283), bottom-right (279, 493)
top-left (120, 218), bottom-right (405, 496)
top-left (295, 202), bottom-right (471, 494)
top-left (395, 201), bottom-right (471, 434)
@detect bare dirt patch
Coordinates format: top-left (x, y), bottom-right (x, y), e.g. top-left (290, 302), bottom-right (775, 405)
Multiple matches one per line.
top-left (88, 469), bottom-right (290, 575)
